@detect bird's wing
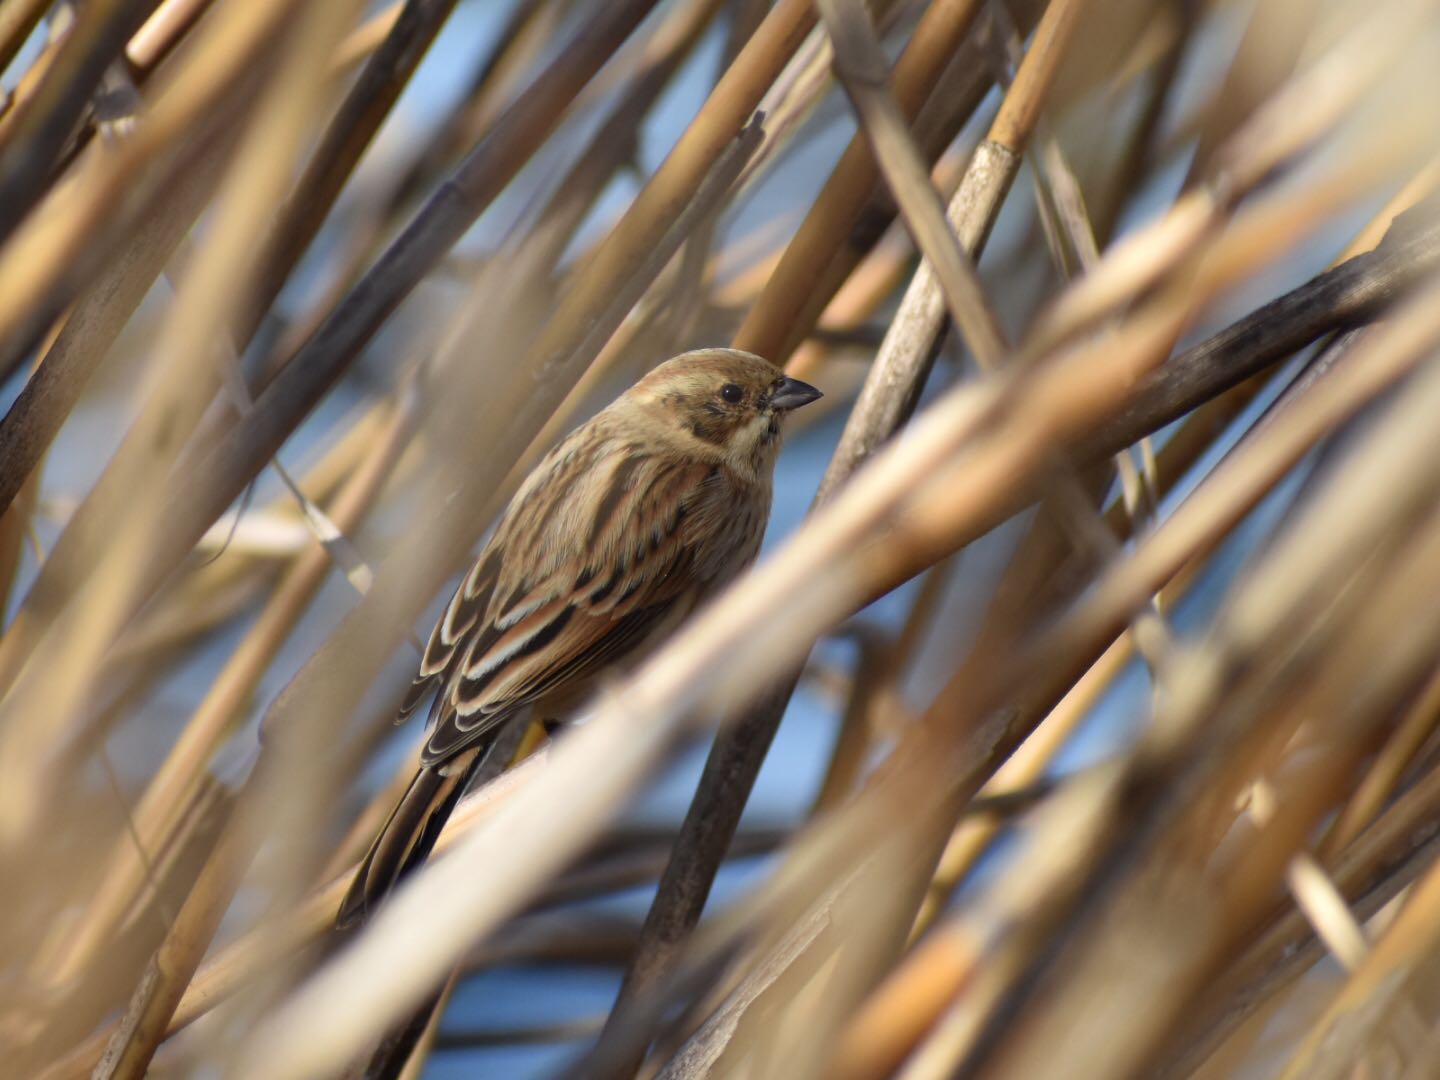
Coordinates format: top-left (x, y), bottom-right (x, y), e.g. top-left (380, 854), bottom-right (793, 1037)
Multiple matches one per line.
top-left (417, 453), bottom-right (735, 767)
top-left (396, 544), bottom-right (502, 723)
top-left (395, 422), bottom-right (633, 725)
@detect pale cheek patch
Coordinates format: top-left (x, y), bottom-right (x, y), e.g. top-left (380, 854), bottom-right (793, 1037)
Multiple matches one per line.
top-left (742, 413), bottom-right (777, 451)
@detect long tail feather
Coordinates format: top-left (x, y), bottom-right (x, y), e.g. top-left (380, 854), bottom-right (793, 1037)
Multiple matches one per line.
top-left (336, 746), bottom-right (481, 929)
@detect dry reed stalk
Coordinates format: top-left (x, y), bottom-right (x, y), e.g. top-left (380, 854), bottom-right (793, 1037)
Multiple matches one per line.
top-left (604, 1), bottom-right (1099, 1051)
top-left (0, 10), bottom-right (65, 126)
top-left (89, 789), bottom-right (255, 1080)
top-left (379, 0), bottom-right (564, 212)
top-left (124, 0), bottom-right (215, 70)
top-left (0, 21), bottom-right (668, 1042)
top-left (53, 36), bottom-right (754, 1059)
top-left (819, 0), bottom-right (1009, 370)
top-left (0, 0), bottom-right (49, 76)
top-left (1280, 856), bottom-right (1440, 1078)
top-left (897, 0), bottom-right (1399, 941)
top-left (507, 0), bottom-right (809, 381)
top-left (229, 114), bottom-right (767, 1076)
top-left (224, 0), bottom-right (587, 414)
top-left (0, 0), bottom-right (659, 727)
top-left (36, 397), bottom-right (415, 999)
top-left (321, 749), bottom-right (426, 884)
top-left (36, 750), bottom-right (547, 1080)
top-left (5, 0), bottom-right (1440, 1076)
top-left (808, 625), bottom-right (905, 816)
top-left (539, 117), bottom-right (962, 448)
top-left (425, 0), bottom-right (730, 467)
top-left (1048, 423), bottom-right (1440, 1077)
top-left (909, 562), bottom-right (1201, 936)
top-left (1322, 666), bottom-right (1440, 857)
top-left (1044, 279), bottom-right (1440, 678)
top-left (1337, 156), bottom-right (1440, 262)
top-left (978, 433), bottom-right (1440, 1078)
top-left (785, 210), bottom-right (924, 382)
top-left (1161, 742), bottom-right (1440, 1077)
top-left (233, 0), bottom-right (465, 355)
top-left (241, 86), bottom-right (1417, 1080)
top-left (875, 157), bottom-right (1434, 602)
top-left (812, 12), bottom-right (1157, 933)
top-left (0, 0), bottom-right (283, 382)
top-left (84, 88), bottom-right (766, 1077)
top-left (818, 0), bottom-right (1088, 491)
top-left (0, 0), bottom-right (369, 847)
top-left (0, 0), bottom-right (479, 668)
top-left (705, 6), bottom-right (1103, 1057)
top-left (0, 145), bottom-right (230, 514)
top-left (391, 967), bottom-right (459, 1079)
top-left (738, 0), bottom-right (1053, 365)
top-left (1036, 0), bottom-right (1429, 354)
top-left (195, 16), bottom-right (802, 1020)
top-left (15, 0), bottom-right (411, 1054)
top-left (330, 2), bottom-right (405, 75)
top-left (732, 0), bottom-right (986, 361)
top-left (610, 21), bottom-right (1440, 1071)
top-left (0, 471), bottom-right (37, 618)
top-left (0, 0), bottom-right (156, 246)
top-left (610, 162), bottom-right (1440, 1077)
top-left (1183, 0), bottom-right (1312, 184)
top-left (104, 399), bottom-right (392, 644)
top-left (812, 368), bottom-right (1440, 1077)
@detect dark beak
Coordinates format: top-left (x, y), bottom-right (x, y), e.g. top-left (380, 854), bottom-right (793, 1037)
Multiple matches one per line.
top-left (769, 376), bottom-right (823, 412)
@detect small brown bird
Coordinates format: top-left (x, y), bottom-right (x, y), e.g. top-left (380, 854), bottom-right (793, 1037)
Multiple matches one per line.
top-left (338, 348), bottom-right (821, 927)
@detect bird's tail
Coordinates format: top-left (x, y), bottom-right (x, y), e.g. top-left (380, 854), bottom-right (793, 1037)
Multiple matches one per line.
top-left (336, 745), bottom-right (482, 930)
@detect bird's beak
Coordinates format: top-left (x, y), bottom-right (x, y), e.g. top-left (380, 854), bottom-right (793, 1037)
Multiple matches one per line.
top-left (769, 376), bottom-right (823, 412)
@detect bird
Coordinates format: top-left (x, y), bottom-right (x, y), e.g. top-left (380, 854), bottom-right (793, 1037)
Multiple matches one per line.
top-left (337, 348), bottom-right (821, 927)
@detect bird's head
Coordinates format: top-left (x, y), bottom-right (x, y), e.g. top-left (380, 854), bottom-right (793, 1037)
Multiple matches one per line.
top-left (626, 348), bottom-right (823, 477)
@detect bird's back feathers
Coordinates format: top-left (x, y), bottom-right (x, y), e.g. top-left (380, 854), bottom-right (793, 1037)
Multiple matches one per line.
top-left (407, 426), bottom-right (769, 769)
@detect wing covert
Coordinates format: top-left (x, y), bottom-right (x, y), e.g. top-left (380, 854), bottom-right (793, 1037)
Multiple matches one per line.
top-left (417, 453), bottom-right (721, 765)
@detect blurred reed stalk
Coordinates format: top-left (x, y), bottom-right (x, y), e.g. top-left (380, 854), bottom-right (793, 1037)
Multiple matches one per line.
top-left (3, 1), bottom-right (1440, 1078)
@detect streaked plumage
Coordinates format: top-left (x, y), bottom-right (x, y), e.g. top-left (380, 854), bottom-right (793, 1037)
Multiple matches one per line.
top-left (337, 348), bottom-right (821, 927)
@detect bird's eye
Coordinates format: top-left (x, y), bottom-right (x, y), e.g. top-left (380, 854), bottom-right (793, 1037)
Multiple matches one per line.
top-left (720, 383), bottom-right (744, 404)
